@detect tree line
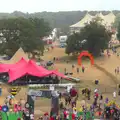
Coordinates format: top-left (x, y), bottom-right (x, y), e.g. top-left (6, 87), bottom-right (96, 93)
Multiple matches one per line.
top-left (0, 10), bottom-right (120, 33)
top-left (0, 17), bottom-right (51, 59)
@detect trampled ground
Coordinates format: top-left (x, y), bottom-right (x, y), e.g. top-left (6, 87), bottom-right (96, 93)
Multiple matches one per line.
top-left (1, 46), bottom-right (120, 118)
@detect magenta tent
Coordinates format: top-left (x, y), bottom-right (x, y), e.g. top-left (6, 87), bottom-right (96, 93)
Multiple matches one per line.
top-left (0, 58), bottom-right (27, 73)
top-left (8, 60), bottom-right (53, 83)
top-left (0, 58), bottom-right (67, 83)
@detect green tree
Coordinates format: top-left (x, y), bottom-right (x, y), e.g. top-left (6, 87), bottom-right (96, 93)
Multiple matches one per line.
top-left (65, 33), bottom-right (84, 55)
top-left (117, 23), bottom-right (120, 40)
top-left (81, 18), bottom-right (112, 56)
top-left (0, 17), bottom-right (51, 58)
top-left (113, 13), bottom-right (120, 28)
top-left (66, 18), bottom-right (112, 56)
top-left (29, 18), bottom-right (51, 38)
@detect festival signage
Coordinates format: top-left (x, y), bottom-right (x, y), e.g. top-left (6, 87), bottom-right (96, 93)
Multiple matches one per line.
top-left (28, 90), bottom-right (52, 98)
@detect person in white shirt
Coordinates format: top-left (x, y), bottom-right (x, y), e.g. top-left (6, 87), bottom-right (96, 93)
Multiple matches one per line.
top-left (30, 114), bottom-right (34, 120)
top-left (94, 88), bottom-right (98, 93)
top-left (67, 85), bottom-right (72, 93)
top-left (113, 91), bottom-right (116, 98)
top-left (66, 110), bottom-right (69, 120)
top-left (73, 108), bottom-right (77, 118)
top-left (49, 85), bottom-right (54, 91)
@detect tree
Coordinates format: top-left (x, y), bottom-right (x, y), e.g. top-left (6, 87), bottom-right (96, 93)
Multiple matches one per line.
top-left (65, 33), bottom-right (84, 55)
top-left (117, 23), bottom-right (120, 40)
top-left (29, 18), bottom-right (51, 38)
top-left (0, 17), bottom-right (51, 58)
top-left (114, 14), bottom-right (120, 40)
top-left (66, 18), bottom-right (112, 56)
top-left (113, 13), bottom-right (120, 28)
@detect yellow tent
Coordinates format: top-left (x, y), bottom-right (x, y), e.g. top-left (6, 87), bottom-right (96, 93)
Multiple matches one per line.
top-left (0, 48), bottom-right (29, 64)
top-left (70, 12), bottom-right (116, 28)
top-left (104, 12), bottom-right (116, 26)
top-left (70, 12), bottom-right (94, 28)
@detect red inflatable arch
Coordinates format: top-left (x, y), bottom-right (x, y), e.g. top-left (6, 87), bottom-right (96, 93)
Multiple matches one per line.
top-left (78, 51), bottom-right (94, 65)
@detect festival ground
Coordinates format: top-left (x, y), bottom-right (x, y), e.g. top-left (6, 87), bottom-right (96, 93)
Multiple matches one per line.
top-left (1, 45), bottom-right (120, 118)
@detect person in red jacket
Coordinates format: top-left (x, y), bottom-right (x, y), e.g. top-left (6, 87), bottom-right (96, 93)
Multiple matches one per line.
top-left (50, 116), bottom-right (54, 120)
top-left (72, 113), bottom-right (75, 120)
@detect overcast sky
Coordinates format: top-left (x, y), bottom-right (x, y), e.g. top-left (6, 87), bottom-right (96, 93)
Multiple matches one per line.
top-left (1, 0), bottom-right (120, 13)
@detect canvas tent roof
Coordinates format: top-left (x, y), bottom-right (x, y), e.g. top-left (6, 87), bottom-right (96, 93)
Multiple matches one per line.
top-left (70, 13), bottom-right (94, 28)
top-left (104, 12), bottom-right (116, 26)
top-left (0, 58), bottom-right (27, 73)
top-left (70, 12), bottom-right (116, 28)
top-left (8, 60), bottom-right (53, 83)
top-left (0, 48), bottom-right (29, 64)
top-left (95, 12), bottom-right (104, 18)
top-left (5, 59), bottom-right (67, 83)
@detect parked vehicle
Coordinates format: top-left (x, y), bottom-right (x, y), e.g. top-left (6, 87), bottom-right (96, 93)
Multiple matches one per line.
top-left (46, 61), bottom-right (53, 66)
top-left (66, 76), bottom-right (80, 83)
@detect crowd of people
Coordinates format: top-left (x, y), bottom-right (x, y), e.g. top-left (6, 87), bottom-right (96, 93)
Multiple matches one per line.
top-left (33, 87), bottom-right (120, 120)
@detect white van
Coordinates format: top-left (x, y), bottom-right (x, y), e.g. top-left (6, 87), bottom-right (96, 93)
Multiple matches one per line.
top-left (59, 36), bottom-right (67, 43)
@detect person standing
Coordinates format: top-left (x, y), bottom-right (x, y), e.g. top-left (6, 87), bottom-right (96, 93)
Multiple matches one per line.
top-left (30, 114), bottom-right (34, 120)
top-left (77, 68), bottom-right (79, 74)
top-left (99, 94), bottom-right (103, 108)
top-left (87, 89), bottom-right (91, 100)
top-left (115, 68), bottom-right (117, 74)
top-left (82, 65), bottom-right (85, 73)
top-left (53, 57), bottom-right (56, 61)
top-left (0, 84), bottom-right (2, 96)
top-left (72, 64), bottom-right (75, 69)
top-left (94, 88), bottom-right (98, 94)
top-left (64, 68), bottom-right (67, 74)
top-left (117, 67), bottom-right (119, 74)
top-left (113, 91), bottom-right (116, 99)
top-left (117, 53), bottom-right (119, 57)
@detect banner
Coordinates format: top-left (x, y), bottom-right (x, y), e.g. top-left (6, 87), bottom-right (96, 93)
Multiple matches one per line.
top-left (28, 89), bottom-right (52, 98)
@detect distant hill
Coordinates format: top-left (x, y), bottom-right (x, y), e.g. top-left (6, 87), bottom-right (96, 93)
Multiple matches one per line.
top-left (0, 10), bottom-right (120, 33)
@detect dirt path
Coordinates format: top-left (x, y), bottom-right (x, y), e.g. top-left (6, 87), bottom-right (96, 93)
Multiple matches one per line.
top-left (42, 48), bottom-right (116, 86)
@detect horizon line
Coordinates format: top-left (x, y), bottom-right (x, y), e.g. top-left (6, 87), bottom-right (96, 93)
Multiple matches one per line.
top-left (0, 9), bottom-right (120, 14)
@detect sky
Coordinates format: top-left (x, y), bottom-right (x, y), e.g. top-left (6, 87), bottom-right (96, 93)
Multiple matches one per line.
top-left (0, 0), bottom-right (120, 13)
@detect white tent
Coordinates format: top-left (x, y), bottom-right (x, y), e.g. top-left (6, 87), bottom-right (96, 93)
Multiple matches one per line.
top-left (95, 12), bottom-right (104, 19)
top-left (104, 12), bottom-right (116, 26)
top-left (70, 13), bottom-right (94, 28)
top-left (70, 12), bottom-right (116, 28)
